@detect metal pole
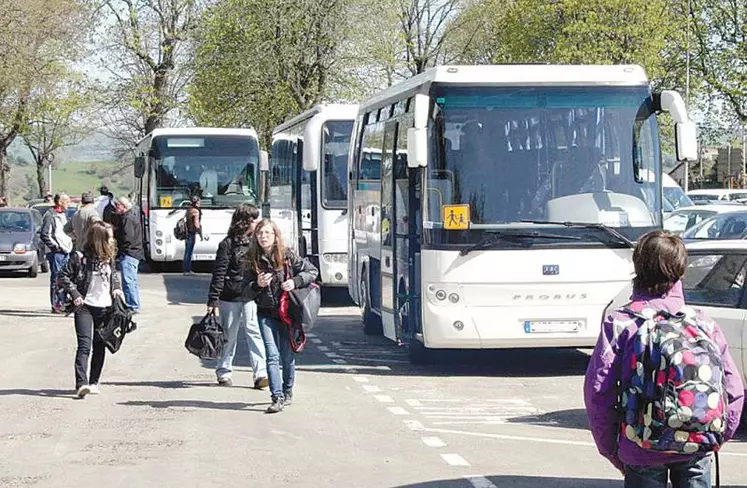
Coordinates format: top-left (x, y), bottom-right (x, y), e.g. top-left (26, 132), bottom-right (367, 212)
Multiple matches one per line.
top-left (685, 0), bottom-right (691, 108)
top-left (728, 143), bottom-right (732, 188)
top-left (48, 162), bottom-right (52, 195)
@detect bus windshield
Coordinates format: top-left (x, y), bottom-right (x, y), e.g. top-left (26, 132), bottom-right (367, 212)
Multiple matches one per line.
top-left (427, 84), bottom-right (661, 245)
top-left (151, 135), bottom-right (260, 209)
top-left (322, 120), bottom-right (354, 209)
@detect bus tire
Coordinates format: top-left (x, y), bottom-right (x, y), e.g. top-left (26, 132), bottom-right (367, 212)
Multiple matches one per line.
top-left (408, 339), bottom-right (434, 365)
top-left (360, 271), bottom-right (382, 336)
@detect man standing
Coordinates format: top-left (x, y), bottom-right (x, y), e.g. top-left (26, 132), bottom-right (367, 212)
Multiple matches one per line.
top-left (40, 194), bottom-right (73, 312)
top-left (67, 192), bottom-right (100, 251)
top-left (114, 196), bottom-right (143, 313)
top-left (183, 196), bottom-right (202, 276)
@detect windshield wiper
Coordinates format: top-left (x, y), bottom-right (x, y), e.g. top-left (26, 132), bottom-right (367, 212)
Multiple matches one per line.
top-left (459, 231), bottom-right (580, 256)
top-left (520, 220), bottom-right (635, 248)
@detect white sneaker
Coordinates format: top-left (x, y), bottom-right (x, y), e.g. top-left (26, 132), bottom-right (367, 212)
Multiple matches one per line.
top-left (77, 385), bottom-right (91, 398)
top-left (89, 384), bottom-right (100, 395)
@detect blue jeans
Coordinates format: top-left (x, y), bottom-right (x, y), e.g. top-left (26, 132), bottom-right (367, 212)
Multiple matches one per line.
top-left (258, 316), bottom-right (295, 401)
top-left (118, 255), bottom-right (141, 312)
top-left (47, 252), bottom-right (68, 308)
top-left (216, 301), bottom-right (267, 382)
top-left (625, 456), bottom-right (712, 488)
top-left (184, 232), bottom-right (196, 272)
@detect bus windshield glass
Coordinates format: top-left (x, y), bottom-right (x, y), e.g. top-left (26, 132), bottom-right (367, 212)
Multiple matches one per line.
top-left (427, 84), bottom-right (661, 245)
top-left (151, 135), bottom-right (260, 209)
top-left (322, 120), bottom-right (354, 208)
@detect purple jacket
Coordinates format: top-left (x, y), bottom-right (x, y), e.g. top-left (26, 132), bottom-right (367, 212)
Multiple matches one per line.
top-left (584, 281), bottom-right (745, 467)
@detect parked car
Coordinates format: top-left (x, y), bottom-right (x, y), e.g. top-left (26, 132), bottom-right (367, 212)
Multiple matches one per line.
top-left (662, 173), bottom-right (693, 211)
top-left (664, 205), bottom-right (745, 235)
top-left (0, 207), bottom-right (48, 277)
top-left (683, 240), bottom-right (747, 396)
top-left (688, 188), bottom-right (747, 204)
top-left (30, 202), bottom-right (78, 220)
top-left (681, 210), bottom-right (747, 240)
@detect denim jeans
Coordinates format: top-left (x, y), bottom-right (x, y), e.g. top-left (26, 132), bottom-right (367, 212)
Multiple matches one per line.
top-left (118, 255), bottom-right (141, 312)
top-left (184, 232), bottom-right (196, 273)
top-left (47, 251), bottom-right (68, 309)
top-left (258, 316), bottom-right (294, 401)
top-left (216, 300), bottom-right (267, 382)
top-left (74, 305), bottom-right (108, 389)
top-left (625, 455), bottom-right (712, 488)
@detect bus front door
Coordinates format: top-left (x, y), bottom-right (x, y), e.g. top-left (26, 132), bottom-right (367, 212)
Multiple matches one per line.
top-left (380, 121), bottom-right (399, 342)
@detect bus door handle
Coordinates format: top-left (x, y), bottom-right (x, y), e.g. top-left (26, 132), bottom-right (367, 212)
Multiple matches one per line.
top-left (385, 256), bottom-right (391, 268)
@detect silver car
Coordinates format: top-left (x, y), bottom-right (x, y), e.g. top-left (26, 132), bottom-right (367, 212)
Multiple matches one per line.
top-left (0, 208), bottom-right (48, 277)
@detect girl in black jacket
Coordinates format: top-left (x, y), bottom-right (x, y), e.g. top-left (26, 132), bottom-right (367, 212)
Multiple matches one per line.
top-left (206, 204), bottom-right (268, 389)
top-left (246, 219), bottom-right (318, 413)
top-left (58, 221), bottom-right (123, 398)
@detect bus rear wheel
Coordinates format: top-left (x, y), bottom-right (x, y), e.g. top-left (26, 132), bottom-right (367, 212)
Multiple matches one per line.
top-left (360, 272), bottom-right (382, 336)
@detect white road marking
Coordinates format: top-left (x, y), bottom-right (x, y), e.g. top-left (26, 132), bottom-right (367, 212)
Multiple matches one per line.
top-left (387, 406), bottom-right (410, 416)
top-left (332, 359), bottom-right (347, 364)
top-left (353, 376), bottom-right (369, 383)
top-left (464, 475), bottom-right (498, 488)
top-left (317, 345), bottom-right (330, 351)
top-left (362, 385), bottom-right (382, 393)
top-left (441, 453), bottom-right (470, 467)
top-left (405, 399), bottom-right (422, 407)
top-left (310, 338), bottom-right (322, 344)
top-left (421, 436), bottom-right (446, 448)
top-left (408, 398), bottom-right (540, 424)
top-left (323, 352), bottom-right (341, 358)
top-left (306, 333), bottom-right (317, 338)
top-left (403, 420), bottom-right (425, 431)
top-left (374, 395), bottom-right (394, 403)
top-left (342, 357), bottom-right (410, 364)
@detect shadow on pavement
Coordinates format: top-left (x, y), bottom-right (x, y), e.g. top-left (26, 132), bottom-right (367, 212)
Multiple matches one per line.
top-left (506, 408), bottom-right (589, 430)
top-left (0, 309), bottom-right (61, 319)
top-left (392, 475), bottom-right (623, 488)
top-left (0, 388), bottom-right (73, 399)
top-left (102, 379), bottom-right (256, 390)
top-left (120, 399), bottom-right (269, 412)
top-left (162, 275), bottom-right (211, 305)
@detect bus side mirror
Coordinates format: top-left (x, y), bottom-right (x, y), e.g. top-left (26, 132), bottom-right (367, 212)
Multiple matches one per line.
top-left (675, 121), bottom-right (698, 162)
top-left (134, 156), bottom-right (145, 178)
top-left (260, 150), bottom-right (269, 172)
top-left (407, 127), bottom-right (427, 168)
top-left (303, 114), bottom-right (323, 172)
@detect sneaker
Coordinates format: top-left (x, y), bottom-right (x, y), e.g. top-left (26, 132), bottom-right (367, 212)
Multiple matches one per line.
top-left (254, 377), bottom-right (269, 390)
top-left (283, 390), bottom-right (293, 407)
top-left (265, 398), bottom-right (284, 414)
top-left (76, 385), bottom-right (91, 398)
top-left (89, 384), bottom-right (100, 395)
top-left (217, 376), bottom-right (233, 387)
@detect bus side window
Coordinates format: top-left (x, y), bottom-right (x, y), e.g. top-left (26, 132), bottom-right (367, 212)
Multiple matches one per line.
top-left (358, 121), bottom-right (384, 186)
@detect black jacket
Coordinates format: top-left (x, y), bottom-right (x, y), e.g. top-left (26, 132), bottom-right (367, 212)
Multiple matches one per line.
top-left (207, 235), bottom-right (254, 306)
top-left (116, 209), bottom-right (144, 260)
top-left (243, 250), bottom-right (319, 318)
top-left (58, 252), bottom-right (122, 303)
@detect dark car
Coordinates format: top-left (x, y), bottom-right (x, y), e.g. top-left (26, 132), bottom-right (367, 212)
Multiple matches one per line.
top-left (682, 210), bottom-right (747, 241)
top-left (0, 208), bottom-right (48, 277)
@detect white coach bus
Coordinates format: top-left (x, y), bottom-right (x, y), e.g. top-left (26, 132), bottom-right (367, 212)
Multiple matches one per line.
top-left (269, 104), bottom-right (357, 287)
top-left (347, 64), bottom-right (698, 363)
top-left (133, 127), bottom-right (266, 268)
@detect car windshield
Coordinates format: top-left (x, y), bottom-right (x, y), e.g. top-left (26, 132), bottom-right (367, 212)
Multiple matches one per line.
top-left (151, 134), bottom-right (260, 209)
top-left (682, 212), bottom-right (747, 239)
top-left (0, 212), bottom-right (31, 232)
top-left (322, 120), bottom-right (354, 209)
top-left (663, 185), bottom-right (693, 209)
top-left (664, 210), bottom-right (716, 234)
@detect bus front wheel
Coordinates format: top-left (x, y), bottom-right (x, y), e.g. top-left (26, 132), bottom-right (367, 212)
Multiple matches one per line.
top-left (360, 272), bottom-right (382, 336)
top-left (408, 339), bottom-right (435, 365)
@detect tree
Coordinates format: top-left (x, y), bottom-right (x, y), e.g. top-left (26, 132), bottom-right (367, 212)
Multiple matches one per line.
top-left (189, 0), bottom-right (347, 145)
top-left (690, 0), bottom-right (747, 123)
top-left (0, 0), bottom-right (86, 198)
top-left (23, 81), bottom-right (92, 197)
top-left (96, 0), bottom-right (201, 149)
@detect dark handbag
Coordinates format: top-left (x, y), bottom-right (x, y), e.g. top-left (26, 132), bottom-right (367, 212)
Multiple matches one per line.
top-left (184, 310), bottom-right (224, 360)
top-left (283, 260), bottom-right (321, 353)
top-left (97, 296), bottom-right (135, 354)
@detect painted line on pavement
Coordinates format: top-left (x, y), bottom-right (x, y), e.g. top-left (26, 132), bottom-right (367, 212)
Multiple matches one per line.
top-left (387, 406), bottom-right (410, 416)
top-left (332, 359), bottom-right (348, 364)
top-left (464, 475), bottom-right (498, 488)
top-left (374, 395), bottom-right (394, 403)
top-left (362, 385), bottom-right (382, 393)
top-left (310, 338), bottom-right (322, 344)
top-left (405, 399), bottom-right (422, 407)
top-left (353, 375), bottom-right (369, 383)
top-left (441, 453), bottom-right (470, 467)
top-left (421, 436), bottom-right (446, 448)
top-left (317, 345), bottom-right (330, 351)
top-left (323, 352), bottom-right (342, 358)
top-left (403, 420), bottom-right (425, 431)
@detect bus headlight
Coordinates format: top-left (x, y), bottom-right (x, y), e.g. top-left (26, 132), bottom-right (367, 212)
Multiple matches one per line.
top-left (155, 230), bottom-right (163, 237)
top-left (156, 239), bottom-right (163, 246)
top-left (448, 293), bottom-right (460, 303)
top-left (435, 290), bottom-right (447, 301)
top-left (323, 253), bottom-right (347, 264)
top-left (427, 284), bottom-right (461, 306)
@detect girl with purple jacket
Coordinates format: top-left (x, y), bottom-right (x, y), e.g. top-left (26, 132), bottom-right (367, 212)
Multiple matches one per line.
top-left (584, 230), bottom-right (744, 487)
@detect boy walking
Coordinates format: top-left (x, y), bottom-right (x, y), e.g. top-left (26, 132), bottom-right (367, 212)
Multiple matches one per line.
top-left (584, 230), bottom-right (744, 487)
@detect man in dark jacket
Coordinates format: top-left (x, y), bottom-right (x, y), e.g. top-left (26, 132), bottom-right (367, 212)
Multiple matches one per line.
top-left (114, 195), bottom-right (144, 313)
top-left (41, 193), bottom-right (73, 312)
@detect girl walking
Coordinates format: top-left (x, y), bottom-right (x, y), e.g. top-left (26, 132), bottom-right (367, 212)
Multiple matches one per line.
top-left (245, 219), bottom-right (318, 413)
top-left (58, 221), bottom-right (124, 398)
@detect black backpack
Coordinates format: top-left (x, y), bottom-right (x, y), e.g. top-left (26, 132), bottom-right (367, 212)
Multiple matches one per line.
top-left (174, 217), bottom-right (187, 241)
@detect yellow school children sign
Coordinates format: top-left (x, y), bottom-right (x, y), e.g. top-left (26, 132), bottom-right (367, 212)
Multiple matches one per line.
top-left (442, 204), bottom-right (469, 230)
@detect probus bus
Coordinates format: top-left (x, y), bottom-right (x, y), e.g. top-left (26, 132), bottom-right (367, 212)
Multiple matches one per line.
top-left (347, 64), bottom-right (698, 363)
top-left (133, 127), bottom-right (267, 268)
top-left (269, 104), bottom-right (357, 288)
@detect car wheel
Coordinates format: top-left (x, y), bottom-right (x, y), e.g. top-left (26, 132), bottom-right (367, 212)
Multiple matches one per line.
top-left (40, 255), bottom-right (49, 273)
top-left (28, 256), bottom-right (39, 278)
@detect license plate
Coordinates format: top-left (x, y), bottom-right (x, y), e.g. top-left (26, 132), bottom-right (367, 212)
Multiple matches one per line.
top-left (193, 254), bottom-right (215, 261)
top-left (0, 255), bottom-right (6, 261)
top-left (524, 319), bottom-right (582, 334)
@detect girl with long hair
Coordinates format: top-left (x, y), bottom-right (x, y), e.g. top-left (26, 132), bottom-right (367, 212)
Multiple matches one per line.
top-left (245, 219), bottom-right (318, 413)
top-left (207, 204), bottom-right (268, 389)
top-left (58, 221), bottom-right (124, 398)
